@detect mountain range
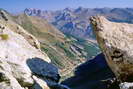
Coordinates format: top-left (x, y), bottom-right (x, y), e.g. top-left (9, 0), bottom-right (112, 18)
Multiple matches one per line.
top-left (24, 7), bottom-right (133, 39)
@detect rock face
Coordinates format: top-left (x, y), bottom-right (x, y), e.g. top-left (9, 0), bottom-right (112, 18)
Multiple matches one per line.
top-left (0, 10), bottom-right (69, 89)
top-left (90, 16), bottom-right (133, 82)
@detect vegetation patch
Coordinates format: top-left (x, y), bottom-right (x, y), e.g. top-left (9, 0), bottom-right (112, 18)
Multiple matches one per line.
top-left (56, 42), bottom-right (75, 59)
top-left (65, 33), bottom-right (100, 59)
top-left (41, 44), bottom-right (65, 69)
top-left (0, 34), bottom-right (9, 40)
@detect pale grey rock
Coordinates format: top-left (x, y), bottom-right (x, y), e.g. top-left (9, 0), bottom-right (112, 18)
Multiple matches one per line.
top-left (0, 16), bottom-right (51, 89)
top-left (0, 9), bottom-right (41, 49)
top-left (90, 16), bottom-right (133, 82)
top-left (0, 10), bottom-right (70, 89)
top-left (32, 76), bottom-right (50, 89)
top-left (120, 82), bottom-right (133, 89)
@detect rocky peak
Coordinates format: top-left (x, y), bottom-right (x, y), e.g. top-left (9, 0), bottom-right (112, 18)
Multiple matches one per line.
top-left (74, 6), bottom-right (84, 13)
top-left (24, 8), bottom-right (43, 16)
top-left (63, 7), bottom-right (73, 12)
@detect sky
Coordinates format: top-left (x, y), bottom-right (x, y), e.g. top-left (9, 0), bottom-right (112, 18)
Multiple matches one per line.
top-left (0, 0), bottom-right (133, 13)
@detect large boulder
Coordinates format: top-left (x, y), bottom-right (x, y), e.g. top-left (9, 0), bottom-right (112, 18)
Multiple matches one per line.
top-left (27, 58), bottom-right (60, 82)
top-left (90, 16), bottom-right (133, 82)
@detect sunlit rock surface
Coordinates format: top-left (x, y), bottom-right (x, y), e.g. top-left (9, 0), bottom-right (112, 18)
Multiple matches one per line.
top-left (0, 10), bottom-right (67, 89)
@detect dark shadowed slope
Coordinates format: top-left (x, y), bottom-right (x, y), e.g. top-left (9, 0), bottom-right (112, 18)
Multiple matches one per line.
top-left (62, 53), bottom-right (119, 89)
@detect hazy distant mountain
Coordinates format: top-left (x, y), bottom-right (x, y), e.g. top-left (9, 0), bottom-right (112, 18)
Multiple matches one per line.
top-left (24, 7), bottom-right (133, 39)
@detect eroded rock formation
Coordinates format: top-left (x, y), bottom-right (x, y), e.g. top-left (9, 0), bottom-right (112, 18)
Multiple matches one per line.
top-left (90, 16), bottom-right (133, 88)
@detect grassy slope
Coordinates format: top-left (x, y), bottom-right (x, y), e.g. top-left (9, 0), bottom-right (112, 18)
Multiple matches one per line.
top-left (13, 14), bottom-right (79, 73)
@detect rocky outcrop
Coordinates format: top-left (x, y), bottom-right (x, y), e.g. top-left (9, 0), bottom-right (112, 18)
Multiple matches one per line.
top-left (90, 16), bottom-right (133, 88)
top-left (0, 9), bottom-right (41, 49)
top-left (0, 21), bottom-right (49, 89)
top-left (0, 10), bottom-right (70, 89)
top-left (120, 82), bottom-right (133, 89)
top-left (90, 16), bottom-right (133, 82)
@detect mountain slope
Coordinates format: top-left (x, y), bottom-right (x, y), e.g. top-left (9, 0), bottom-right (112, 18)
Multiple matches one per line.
top-left (12, 14), bottom-right (100, 79)
top-left (14, 14), bottom-right (77, 72)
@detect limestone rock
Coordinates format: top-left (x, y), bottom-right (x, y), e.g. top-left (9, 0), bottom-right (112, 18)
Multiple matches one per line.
top-left (90, 16), bottom-right (133, 82)
top-left (120, 82), bottom-right (133, 89)
top-left (32, 76), bottom-right (50, 89)
top-left (0, 9), bottom-right (41, 49)
top-left (0, 10), bottom-right (71, 89)
top-left (0, 13), bottom-right (53, 88)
